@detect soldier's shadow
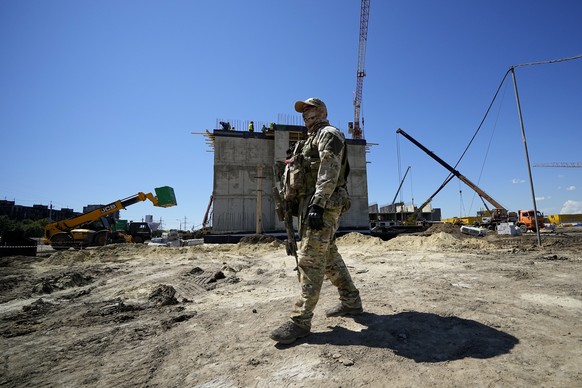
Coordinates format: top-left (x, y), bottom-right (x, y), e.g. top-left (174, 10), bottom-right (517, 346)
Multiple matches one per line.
top-left (291, 311), bottom-right (519, 362)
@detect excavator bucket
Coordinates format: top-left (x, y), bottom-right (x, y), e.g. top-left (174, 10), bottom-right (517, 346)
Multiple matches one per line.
top-left (154, 186), bottom-right (177, 207)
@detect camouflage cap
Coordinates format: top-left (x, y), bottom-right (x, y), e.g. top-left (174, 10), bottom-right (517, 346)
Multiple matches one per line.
top-left (294, 98), bottom-right (326, 113)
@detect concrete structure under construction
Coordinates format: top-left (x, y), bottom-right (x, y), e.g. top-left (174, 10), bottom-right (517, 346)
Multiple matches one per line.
top-left (368, 202), bottom-right (442, 231)
top-left (207, 124), bottom-right (369, 234)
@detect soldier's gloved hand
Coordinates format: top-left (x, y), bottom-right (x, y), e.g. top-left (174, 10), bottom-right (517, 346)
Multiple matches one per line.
top-left (308, 205), bottom-right (325, 230)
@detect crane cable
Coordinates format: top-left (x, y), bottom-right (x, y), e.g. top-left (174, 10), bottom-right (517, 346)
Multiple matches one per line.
top-left (423, 54), bottom-right (581, 215)
top-left (396, 132), bottom-right (403, 204)
top-left (434, 69), bottom-right (513, 206)
top-left (458, 180), bottom-right (466, 217)
top-left (462, 54), bottom-right (582, 211)
top-left (469, 77), bottom-right (510, 214)
top-left (452, 53), bottom-right (582, 173)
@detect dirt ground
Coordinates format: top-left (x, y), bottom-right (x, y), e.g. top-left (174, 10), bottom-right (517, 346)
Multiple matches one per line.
top-left (1, 224), bottom-right (581, 387)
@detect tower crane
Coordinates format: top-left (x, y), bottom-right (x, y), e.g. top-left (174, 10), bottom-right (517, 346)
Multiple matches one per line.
top-left (533, 162), bottom-right (582, 168)
top-left (349, 0), bottom-right (370, 140)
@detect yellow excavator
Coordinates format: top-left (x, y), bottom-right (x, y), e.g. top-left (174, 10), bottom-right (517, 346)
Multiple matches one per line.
top-left (43, 186), bottom-right (177, 250)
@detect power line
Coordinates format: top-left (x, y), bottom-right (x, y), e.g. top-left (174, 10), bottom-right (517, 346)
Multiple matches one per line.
top-left (512, 54), bottom-right (582, 68)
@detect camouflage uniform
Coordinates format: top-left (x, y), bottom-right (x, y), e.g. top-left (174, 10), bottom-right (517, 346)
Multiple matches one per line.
top-left (289, 98), bottom-right (362, 331)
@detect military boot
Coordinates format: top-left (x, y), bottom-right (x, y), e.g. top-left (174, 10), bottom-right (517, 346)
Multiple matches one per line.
top-left (325, 303), bottom-right (363, 317)
top-left (326, 289), bottom-right (363, 317)
top-left (270, 321), bottom-right (310, 344)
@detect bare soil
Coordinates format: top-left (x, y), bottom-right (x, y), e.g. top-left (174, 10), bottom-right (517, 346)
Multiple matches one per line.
top-left (1, 225), bottom-right (581, 387)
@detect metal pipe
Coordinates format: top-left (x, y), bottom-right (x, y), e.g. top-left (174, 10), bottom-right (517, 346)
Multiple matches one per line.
top-left (510, 67), bottom-right (542, 246)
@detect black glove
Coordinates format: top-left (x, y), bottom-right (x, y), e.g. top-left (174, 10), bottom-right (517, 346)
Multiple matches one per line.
top-left (307, 205), bottom-right (325, 230)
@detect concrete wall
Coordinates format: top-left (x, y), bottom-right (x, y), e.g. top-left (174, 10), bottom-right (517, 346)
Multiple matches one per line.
top-left (341, 139), bottom-right (369, 229)
top-left (212, 132), bottom-right (275, 233)
top-left (211, 126), bottom-right (369, 234)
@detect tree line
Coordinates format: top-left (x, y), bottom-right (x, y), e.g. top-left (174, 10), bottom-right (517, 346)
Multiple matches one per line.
top-left (0, 216), bottom-right (48, 238)
top-left (0, 216), bottom-right (167, 239)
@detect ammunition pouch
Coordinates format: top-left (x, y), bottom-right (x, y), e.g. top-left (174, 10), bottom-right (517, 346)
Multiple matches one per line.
top-left (282, 154), bottom-right (306, 202)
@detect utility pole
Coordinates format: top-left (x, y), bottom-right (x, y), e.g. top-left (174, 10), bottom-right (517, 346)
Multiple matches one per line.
top-left (511, 67), bottom-right (542, 247)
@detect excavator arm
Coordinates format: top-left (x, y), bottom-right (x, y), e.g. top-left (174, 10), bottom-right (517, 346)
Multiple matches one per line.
top-left (43, 186), bottom-right (176, 246)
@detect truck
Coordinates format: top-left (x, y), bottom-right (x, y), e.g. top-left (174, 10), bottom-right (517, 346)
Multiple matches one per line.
top-left (516, 209), bottom-right (545, 233)
top-left (43, 186), bottom-right (176, 250)
top-left (125, 222), bottom-right (153, 243)
top-left (112, 220), bottom-right (153, 243)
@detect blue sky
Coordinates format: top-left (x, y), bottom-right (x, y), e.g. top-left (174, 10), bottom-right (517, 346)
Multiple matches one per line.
top-left (1, 1), bottom-right (581, 230)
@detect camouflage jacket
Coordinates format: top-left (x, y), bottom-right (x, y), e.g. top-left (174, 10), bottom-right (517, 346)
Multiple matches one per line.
top-left (300, 123), bottom-right (350, 210)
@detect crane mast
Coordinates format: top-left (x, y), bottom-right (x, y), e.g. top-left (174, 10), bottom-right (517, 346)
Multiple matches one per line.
top-left (351, 0), bottom-right (370, 140)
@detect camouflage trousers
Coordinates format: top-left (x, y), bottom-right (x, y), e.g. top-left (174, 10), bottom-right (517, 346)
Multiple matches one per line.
top-left (291, 206), bottom-right (361, 330)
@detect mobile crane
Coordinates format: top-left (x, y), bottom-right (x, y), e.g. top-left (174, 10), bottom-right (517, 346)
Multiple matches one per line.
top-left (397, 128), bottom-right (546, 232)
top-left (43, 186), bottom-right (176, 250)
top-left (396, 129), bottom-right (516, 229)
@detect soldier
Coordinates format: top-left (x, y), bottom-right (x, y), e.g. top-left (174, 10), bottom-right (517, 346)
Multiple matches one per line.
top-left (270, 98), bottom-right (363, 345)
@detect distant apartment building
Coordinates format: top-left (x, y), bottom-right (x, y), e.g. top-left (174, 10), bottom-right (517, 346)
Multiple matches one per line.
top-left (0, 200), bottom-right (78, 222)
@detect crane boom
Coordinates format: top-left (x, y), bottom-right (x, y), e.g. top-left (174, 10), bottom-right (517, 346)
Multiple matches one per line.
top-left (390, 166), bottom-right (410, 210)
top-left (396, 128), bottom-right (507, 212)
top-left (351, 0), bottom-right (370, 140)
top-left (534, 162), bottom-right (582, 168)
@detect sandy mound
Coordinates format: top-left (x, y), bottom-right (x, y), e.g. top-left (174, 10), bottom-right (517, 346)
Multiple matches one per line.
top-left (387, 231), bottom-right (495, 251)
top-left (337, 231), bottom-right (495, 253)
top-left (43, 228), bottom-right (499, 267)
top-left (424, 223), bottom-right (465, 236)
top-left (337, 232), bottom-right (384, 246)
top-left (44, 244), bottom-right (194, 266)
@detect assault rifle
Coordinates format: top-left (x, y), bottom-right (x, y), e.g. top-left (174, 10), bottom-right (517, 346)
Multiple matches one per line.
top-left (272, 186), bottom-right (300, 282)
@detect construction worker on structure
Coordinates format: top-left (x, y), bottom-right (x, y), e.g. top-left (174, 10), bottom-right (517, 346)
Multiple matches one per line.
top-left (270, 97), bottom-right (363, 344)
top-left (219, 121), bottom-right (232, 131)
top-left (248, 121), bottom-right (254, 132)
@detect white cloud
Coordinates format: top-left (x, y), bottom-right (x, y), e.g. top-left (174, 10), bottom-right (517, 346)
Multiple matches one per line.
top-left (566, 186), bottom-right (576, 191)
top-left (535, 196), bottom-right (546, 201)
top-left (512, 178), bottom-right (525, 184)
top-left (560, 200), bottom-right (582, 214)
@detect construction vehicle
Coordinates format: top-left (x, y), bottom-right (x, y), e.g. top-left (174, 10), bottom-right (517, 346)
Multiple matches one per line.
top-left (113, 220), bottom-right (153, 243)
top-left (43, 186), bottom-right (176, 250)
top-left (126, 222), bottom-right (153, 243)
top-left (516, 210), bottom-right (545, 233)
top-left (396, 128), bottom-right (516, 229)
